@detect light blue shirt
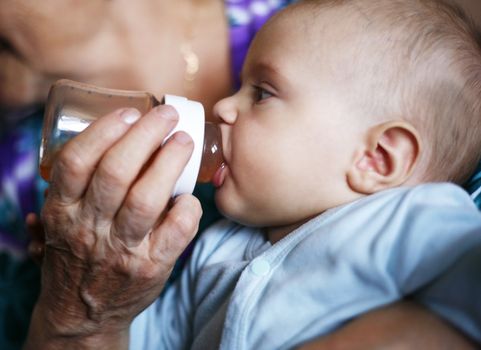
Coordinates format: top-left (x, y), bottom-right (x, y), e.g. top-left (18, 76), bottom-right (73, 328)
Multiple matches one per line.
top-left (130, 183), bottom-right (481, 349)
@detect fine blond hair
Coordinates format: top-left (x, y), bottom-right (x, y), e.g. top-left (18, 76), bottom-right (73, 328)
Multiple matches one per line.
top-left (288, 0), bottom-right (481, 184)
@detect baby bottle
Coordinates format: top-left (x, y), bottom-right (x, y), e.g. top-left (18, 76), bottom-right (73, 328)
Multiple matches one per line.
top-left (39, 79), bottom-right (224, 195)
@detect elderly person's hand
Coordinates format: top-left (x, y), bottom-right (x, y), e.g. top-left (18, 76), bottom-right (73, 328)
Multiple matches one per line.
top-left (24, 105), bottom-right (202, 349)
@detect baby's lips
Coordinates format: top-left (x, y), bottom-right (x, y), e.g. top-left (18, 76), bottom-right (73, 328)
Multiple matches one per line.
top-left (212, 163), bottom-right (227, 188)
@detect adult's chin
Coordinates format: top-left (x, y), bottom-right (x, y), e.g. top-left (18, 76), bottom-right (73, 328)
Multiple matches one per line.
top-left (0, 54), bottom-right (49, 107)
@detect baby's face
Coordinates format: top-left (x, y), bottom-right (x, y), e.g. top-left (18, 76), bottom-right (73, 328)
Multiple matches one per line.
top-left (213, 7), bottom-right (365, 228)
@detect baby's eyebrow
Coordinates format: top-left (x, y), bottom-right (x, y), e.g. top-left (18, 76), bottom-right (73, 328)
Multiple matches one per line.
top-left (242, 61), bottom-right (286, 84)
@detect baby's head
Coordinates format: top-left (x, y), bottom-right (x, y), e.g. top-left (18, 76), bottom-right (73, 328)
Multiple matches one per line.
top-left (213, 0), bottom-right (481, 229)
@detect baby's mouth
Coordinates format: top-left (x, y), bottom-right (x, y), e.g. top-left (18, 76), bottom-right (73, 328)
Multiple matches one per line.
top-left (212, 162), bottom-right (227, 188)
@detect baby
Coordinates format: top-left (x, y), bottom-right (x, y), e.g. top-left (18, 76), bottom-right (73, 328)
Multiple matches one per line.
top-left (131, 0), bottom-right (481, 348)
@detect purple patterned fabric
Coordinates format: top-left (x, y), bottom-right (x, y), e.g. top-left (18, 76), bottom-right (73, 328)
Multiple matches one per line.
top-left (227, 0), bottom-right (295, 87)
top-left (0, 112), bottom-right (46, 258)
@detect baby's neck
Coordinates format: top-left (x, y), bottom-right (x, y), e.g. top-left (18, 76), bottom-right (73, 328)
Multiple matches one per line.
top-left (266, 219), bottom-right (310, 244)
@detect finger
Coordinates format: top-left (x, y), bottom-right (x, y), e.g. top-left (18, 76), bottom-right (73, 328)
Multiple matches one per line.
top-left (112, 131), bottom-right (194, 246)
top-left (81, 105), bottom-right (179, 224)
top-left (25, 212), bottom-right (38, 229)
top-left (26, 212), bottom-right (45, 243)
top-left (28, 241), bottom-right (45, 266)
top-left (49, 107), bottom-right (141, 204)
top-left (149, 194), bottom-right (202, 264)
top-left (26, 213), bottom-right (45, 265)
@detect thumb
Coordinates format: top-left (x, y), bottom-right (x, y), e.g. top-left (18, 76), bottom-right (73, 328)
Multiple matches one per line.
top-left (149, 194), bottom-right (202, 264)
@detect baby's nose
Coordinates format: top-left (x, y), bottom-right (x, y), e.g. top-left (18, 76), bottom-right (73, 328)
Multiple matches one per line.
top-left (213, 96), bottom-right (238, 124)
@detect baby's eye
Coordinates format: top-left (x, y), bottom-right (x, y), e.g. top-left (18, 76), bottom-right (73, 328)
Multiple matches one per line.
top-left (253, 85), bottom-right (273, 103)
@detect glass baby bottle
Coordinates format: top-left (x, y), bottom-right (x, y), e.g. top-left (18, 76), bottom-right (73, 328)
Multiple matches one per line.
top-left (39, 79), bottom-right (224, 195)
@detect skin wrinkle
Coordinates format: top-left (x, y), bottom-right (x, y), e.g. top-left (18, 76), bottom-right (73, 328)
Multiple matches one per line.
top-left (42, 247), bottom-right (98, 336)
top-left (81, 266), bottom-right (125, 322)
top-left (80, 236), bottom-right (166, 324)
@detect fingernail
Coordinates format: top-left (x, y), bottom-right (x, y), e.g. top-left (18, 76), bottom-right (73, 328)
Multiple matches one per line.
top-left (121, 108), bottom-right (141, 124)
top-left (174, 131), bottom-right (193, 145)
top-left (155, 105), bottom-right (179, 120)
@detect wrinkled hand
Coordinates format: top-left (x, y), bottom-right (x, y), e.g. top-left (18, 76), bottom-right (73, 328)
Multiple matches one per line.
top-left (28, 105), bottom-right (202, 346)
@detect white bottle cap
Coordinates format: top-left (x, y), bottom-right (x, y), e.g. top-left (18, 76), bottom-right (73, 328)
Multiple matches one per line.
top-left (163, 95), bottom-right (205, 196)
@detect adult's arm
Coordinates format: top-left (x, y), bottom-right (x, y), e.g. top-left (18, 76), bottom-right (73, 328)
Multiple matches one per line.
top-left (23, 105), bottom-right (202, 349)
top-left (299, 301), bottom-right (476, 350)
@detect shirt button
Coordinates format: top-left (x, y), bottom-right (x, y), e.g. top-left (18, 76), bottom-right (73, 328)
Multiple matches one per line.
top-left (250, 258), bottom-right (271, 277)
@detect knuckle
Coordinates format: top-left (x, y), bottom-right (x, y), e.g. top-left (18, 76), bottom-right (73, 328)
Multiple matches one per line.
top-left (104, 238), bottom-right (157, 279)
top-left (124, 191), bottom-right (160, 219)
top-left (135, 263), bottom-right (158, 281)
top-left (136, 120), bottom-right (159, 139)
top-left (56, 144), bottom-right (88, 178)
top-left (178, 195), bottom-right (203, 218)
top-left (168, 210), bottom-right (199, 236)
top-left (96, 157), bottom-right (131, 189)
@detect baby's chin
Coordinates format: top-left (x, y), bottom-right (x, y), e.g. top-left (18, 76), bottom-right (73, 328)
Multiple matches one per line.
top-left (217, 205), bottom-right (287, 231)
top-left (215, 195), bottom-right (265, 227)
top-left (214, 184), bottom-right (290, 227)
top-left (216, 205), bottom-right (257, 227)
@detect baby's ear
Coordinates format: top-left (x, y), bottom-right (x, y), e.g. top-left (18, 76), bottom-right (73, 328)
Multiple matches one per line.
top-left (347, 121), bottom-right (421, 194)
